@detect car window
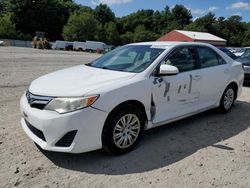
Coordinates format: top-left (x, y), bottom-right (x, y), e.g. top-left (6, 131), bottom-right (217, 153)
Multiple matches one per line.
top-left (219, 48), bottom-right (237, 60)
top-left (88, 45), bottom-right (164, 73)
top-left (163, 47), bottom-right (197, 72)
top-left (111, 51), bottom-right (137, 65)
top-left (217, 55), bottom-right (227, 65)
top-left (197, 47), bottom-right (219, 68)
top-left (240, 49), bottom-right (250, 59)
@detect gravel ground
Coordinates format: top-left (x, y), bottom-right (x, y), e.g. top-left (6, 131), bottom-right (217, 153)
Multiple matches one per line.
top-left (0, 46), bottom-right (249, 188)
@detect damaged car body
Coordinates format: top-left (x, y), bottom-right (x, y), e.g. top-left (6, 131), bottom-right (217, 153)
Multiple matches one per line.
top-left (20, 42), bottom-right (244, 154)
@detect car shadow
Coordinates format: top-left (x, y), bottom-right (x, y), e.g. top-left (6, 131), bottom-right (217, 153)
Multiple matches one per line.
top-left (40, 100), bottom-right (250, 175)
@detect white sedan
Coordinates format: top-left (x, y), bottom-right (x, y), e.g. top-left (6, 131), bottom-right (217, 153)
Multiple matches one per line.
top-left (20, 42), bottom-right (244, 154)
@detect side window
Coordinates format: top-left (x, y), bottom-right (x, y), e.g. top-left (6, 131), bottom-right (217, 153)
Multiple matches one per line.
top-left (163, 47), bottom-right (197, 72)
top-left (197, 47), bottom-right (219, 68)
top-left (218, 55), bottom-right (227, 65)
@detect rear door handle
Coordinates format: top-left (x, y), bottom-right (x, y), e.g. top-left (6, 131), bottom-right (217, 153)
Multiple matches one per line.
top-left (224, 69), bottom-right (230, 74)
top-left (193, 75), bottom-right (201, 80)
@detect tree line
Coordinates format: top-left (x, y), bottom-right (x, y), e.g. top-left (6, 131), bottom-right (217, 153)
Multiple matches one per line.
top-left (0, 0), bottom-right (250, 46)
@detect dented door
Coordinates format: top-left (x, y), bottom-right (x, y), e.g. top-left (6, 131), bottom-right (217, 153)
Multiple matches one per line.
top-left (150, 69), bottom-right (201, 124)
top-left (150, 46), bottom-right (202, 124)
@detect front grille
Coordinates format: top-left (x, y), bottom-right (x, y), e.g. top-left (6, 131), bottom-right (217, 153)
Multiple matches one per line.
top-left (25, 119), bottom-right (46, 141)
top-left (55, 130), bottom-right (77, 147)
top-left (26, 91), bottom-right (53, 110)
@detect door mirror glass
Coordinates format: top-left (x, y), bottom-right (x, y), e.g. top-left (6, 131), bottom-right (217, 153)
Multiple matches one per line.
top-left (159, 64), bottom-right (179, 76)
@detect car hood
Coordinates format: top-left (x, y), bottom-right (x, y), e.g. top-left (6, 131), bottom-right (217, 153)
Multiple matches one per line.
top-left (29, 65), bottom-right (136, 96)
top-left (236, 58), bottom-right (250, 65)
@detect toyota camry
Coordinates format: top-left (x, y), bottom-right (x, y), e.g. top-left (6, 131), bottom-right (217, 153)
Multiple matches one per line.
top-left (20, 42), bottom-right (244, 154)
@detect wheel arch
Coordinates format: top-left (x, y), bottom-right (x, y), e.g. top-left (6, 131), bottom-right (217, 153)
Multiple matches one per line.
top-left (217, 81), bottom-right (239, 107)
top-left (101, 100), bottom-right (148, 138)
top-left (106, 100), bottom-right (148, 122)
top-left (227, 81), bottom-right (238, 100)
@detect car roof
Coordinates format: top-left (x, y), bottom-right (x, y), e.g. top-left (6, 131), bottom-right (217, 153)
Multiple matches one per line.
top-left (129, 41), bottom-right (216, 49)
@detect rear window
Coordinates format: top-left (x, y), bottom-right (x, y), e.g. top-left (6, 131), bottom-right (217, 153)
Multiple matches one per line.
top-left (197, 47), bottom-right (220, 68)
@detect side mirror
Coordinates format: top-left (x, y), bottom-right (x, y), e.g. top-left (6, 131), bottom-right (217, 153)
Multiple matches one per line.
top-left (159, 64), bottom-right (179, 76)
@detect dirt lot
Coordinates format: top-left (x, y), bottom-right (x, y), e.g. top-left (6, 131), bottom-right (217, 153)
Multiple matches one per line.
top-left (0, 47), bottom-right (249, 188)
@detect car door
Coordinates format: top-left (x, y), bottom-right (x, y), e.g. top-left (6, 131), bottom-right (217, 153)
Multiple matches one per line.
top-left (196, 46), bottom-right (231, 108)
top-left (150, 46), bottom-right (202, 124)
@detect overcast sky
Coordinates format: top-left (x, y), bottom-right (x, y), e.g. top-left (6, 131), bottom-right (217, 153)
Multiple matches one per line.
top-left (75, 0), bottom-right (250, 21)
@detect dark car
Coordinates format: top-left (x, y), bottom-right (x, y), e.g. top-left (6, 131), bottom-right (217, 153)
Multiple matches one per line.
top-left (236, 48), bottom-right (250, 83)
top-left (219, 48), bottom-right (237, 60)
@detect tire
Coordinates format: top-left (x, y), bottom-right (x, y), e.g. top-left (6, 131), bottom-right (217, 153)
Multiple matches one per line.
top-left (218, 85), bottom-right (236, 113)
top-left (102, 104), bottom-right (145, 155)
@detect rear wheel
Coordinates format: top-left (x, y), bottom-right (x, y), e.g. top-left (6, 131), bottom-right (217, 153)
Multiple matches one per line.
top-left (102, 104), bottom-right (145, 155)
top-left (219, 85), bottom-right (236, 113)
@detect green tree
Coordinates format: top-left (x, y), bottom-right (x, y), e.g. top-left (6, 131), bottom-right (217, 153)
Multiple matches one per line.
top-left (184, 13), bottom-right (217, 33)
top-left (152, 6), bottom-right (174, 34)
top-left (242, 29), bottom-right (250, 46)
top-left (94, 4), bottom-right (115, 25)
top-left (104, 21), bottom-right (120, 45)
top-left (118, 9), bottom-right (154, 34)
top-left (171, 5), bottom-right (192, 28)
top-left (224, 16), bottom-right (246, 46)
top-left (133, 25), bottom-right (158, 42)
top-left (0, 1), bottom-right (4, 14)
top-left (95, 23), bottom-right (107, 43)
top-left (0, 13), bottom-right (17, 39)
top-left (63, 12), bottom-right (97, 41)
top-left (120, 31), bottom-right (134, 45)
top-left (10, 0), bottom-right (73, 40)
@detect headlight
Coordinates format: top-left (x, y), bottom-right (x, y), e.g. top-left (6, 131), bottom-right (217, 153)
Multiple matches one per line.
top-left (44, 95), bottom-right (99, 114)
top-left (243, 65), bottom-right (250, 73)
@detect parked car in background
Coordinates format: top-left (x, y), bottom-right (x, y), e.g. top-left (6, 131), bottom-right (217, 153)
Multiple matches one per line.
top-left (73, 41), bottom-right (86, 51)
top-left (20, 42), bottom-right (244, 155)
top-left (85, 41), bottom-right (107, 52)
top-left (219, 48), bottom-right (237, 60)
top-left (236, 48), bottom-right (250, 83)
top-left (234, 48), bottom-right (247, 57)
top-left (53, 40), bottom-right (74, 50)
top-left (65, 43), bottom-right (74, 51)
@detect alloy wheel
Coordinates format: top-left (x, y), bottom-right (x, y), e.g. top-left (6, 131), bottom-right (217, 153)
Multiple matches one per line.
top-left (113, 114), bottom-right (140, 149)
top-left (223, 88), bottom-right (234, 110)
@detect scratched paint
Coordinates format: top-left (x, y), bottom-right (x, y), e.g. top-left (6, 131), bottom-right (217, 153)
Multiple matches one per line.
top-left (163, 81), bottom-right (170, 97)
top-left (178, 85), bottom-right (182, 94)
top-left (150, 94), bottom-right (156, 120)
top-left (188, 74), bottom-right (193, 94)
top-left (153, 78), bottom-right (158, 85)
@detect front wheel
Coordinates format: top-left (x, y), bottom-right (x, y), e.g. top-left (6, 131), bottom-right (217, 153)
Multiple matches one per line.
top-left (219, 86), bottom-right (236, 113)
top-left (102, 105), bottom-right (145, 155)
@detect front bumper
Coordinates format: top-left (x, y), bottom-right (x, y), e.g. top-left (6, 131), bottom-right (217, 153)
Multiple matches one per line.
top-left (20, 94), bottom-right (108, 153)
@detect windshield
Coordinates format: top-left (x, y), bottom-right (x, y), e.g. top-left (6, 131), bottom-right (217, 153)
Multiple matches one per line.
top-left (87, 45), bottom-right (165, 73)
top-left (240, 49), bottom-right (250, 59)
